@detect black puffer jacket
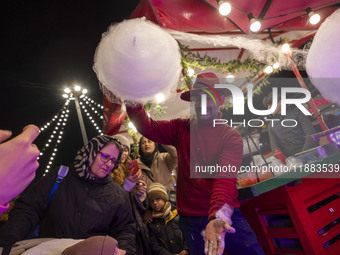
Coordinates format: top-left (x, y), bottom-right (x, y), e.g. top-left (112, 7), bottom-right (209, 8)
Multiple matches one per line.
top-left (0, 166), bottom-right (136, 254)
top-left (148, 209), bottom-right (188, 255)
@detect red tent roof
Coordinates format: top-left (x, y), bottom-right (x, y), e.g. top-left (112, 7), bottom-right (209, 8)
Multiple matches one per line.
top-left (130, 0), bottom-right (340, 34)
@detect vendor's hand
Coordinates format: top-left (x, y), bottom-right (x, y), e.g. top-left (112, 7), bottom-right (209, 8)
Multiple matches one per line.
top-left (126, 167), bottom-right (143, 184)
top-left (0, 125), bottom-right (40, 205)
top-left (143, 210), bottom-right (153, 223)
top-left (203, 219), bottom-right (235, 255)
top-left (136, 180), bottom-right (147, 196)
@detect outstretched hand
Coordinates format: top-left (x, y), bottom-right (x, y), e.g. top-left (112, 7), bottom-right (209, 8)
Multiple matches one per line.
top-left (203, 219), bottom-right (235, 255)
top-left (0, 125), bottom-right (40, 205)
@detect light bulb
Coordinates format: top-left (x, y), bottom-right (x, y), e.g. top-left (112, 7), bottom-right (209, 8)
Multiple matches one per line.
top-left (309, 12), bottom-right (320, 25)
top-left (264, 66), bottom-right (273, 74)
top-left (128, 122), bottom-right (137, 132)
top-left (226, 74), bottom-right (235, 83)
top-left (74, 85), bottom-right (81, 91)
top-left (64, 88), bottom-right (71, 93)
top-left (250, 19), bottom-right (261, 32)
top-left (281, 43), bottom-right (291, 54)
top-left (273, 62), bottom-right (280, 69)
top-left (155, 93), bottom-right (165, 103)
top-left (187, 68), bottom-right (195, 77)
top-left (218, 1), bottom-right (231, 16)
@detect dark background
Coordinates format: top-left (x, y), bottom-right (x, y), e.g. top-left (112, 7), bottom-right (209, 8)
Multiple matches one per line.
top-left (0, 0), bottom-right (140, 179)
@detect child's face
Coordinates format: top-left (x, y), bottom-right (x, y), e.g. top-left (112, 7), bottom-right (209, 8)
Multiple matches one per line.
top-left (150, 197), bottom-right (165, 212)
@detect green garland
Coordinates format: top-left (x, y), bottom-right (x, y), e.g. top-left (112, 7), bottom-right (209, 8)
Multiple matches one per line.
top-left (124, 42), bottom-right (282, 136)
top-left (179, 43), bottom-right (280, 94)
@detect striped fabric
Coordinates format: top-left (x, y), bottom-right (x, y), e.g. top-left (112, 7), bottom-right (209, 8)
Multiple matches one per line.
top-left (73, 135), bottom-right (123, 181)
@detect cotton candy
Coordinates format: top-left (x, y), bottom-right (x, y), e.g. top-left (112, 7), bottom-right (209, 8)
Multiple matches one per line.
top-left (306, 9), bottom-right (340, 105)
top-left (94, 18), bottom-right (182, 104)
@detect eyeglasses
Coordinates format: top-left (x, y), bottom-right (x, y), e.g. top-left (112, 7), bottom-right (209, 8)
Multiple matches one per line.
top-left (98, 152), bottom-right (117, 165)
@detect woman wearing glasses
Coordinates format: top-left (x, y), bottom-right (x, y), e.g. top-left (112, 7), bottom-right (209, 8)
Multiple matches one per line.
top-left (0, 135), bottom-right (136, 255)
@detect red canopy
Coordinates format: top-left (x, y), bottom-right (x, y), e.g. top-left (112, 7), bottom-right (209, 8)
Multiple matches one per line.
top-left (130, 0), bottom-right (339, 34)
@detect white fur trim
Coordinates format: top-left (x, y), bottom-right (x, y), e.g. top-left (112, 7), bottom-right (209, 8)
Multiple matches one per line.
top-left (215, 204), bottom-right (234, 225)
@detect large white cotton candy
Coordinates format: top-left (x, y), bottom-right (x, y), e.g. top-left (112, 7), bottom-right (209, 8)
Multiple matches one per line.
top-left (306, 9), bottom-right (340, 105)
top-left (94, 18), bottom-right (182, 104)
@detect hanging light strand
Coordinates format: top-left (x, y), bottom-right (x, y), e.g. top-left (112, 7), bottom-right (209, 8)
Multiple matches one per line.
top-left (39, 101), bottom-right (69, 133)
top-left (40, 101), bottom-right (70, 176)
top-left (79, 98), bottom-right (103, 135)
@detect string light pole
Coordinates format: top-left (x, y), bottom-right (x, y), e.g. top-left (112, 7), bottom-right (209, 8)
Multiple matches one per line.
top-left (63, 85), bottom-right (88, 145)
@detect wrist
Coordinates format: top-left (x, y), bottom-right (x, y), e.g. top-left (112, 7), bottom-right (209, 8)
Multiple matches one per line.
top-left (215, 204), bottom-right (234, 226)
top-left (122, 178), bottom-right (136, 191)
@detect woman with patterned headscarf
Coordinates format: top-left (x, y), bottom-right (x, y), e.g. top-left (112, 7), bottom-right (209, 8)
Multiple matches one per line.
top-left (0, 135), bottom-right (136, 255)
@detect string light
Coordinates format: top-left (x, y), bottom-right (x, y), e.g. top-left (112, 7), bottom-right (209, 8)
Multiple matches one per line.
top-left (281, 43), bottom-right (291, 55)
top-left (273, 62), bottom-right (280, 69)
top-left (248, 13), bottom-right (261, 32)
top-left (264, 66), bottom-right (273, 74)
top-left (306, 7), bottom-right (320, 25)
top-left (155, 93), bottom-right (165, 103)
top-left (41, 104), bottom-right (70, 176)
top-left (80, 96), bottom-right (103, 135)
top-left (187, 68), bottom-right (195, 77)
top-left (217, 1), bottom-right (231, 16)
top-left (226, 74), bottom-right (235, 83)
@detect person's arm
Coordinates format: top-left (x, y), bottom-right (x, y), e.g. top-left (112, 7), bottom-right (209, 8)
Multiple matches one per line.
top-left (204, 130), bottom-right (243, 254)
top-left (109, 191), bottom-right (136, 254)
top-left (0, 125), bottom-right (40, 208)
top-left (161, 145), bottom-right (178, 171)
top-left (298, 113), bottom-right (318, 151)
top-left (126, 104), bottom-right (180, 146)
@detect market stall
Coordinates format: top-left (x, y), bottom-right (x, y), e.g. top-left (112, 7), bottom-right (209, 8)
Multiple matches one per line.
top-left (106, 1), bottom-right (340, 254)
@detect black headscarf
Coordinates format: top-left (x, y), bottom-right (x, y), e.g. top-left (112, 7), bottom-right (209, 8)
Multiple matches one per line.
top-left (139, 136), bottom-right (158, 169)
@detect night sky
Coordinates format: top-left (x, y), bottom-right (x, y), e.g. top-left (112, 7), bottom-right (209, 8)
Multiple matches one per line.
top-left (0, 0), bottom-right (140, 179)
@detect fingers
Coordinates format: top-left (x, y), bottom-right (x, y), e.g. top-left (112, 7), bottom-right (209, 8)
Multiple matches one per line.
top-left (204, 239), bottom-right (209, 254)
top-left (224, 224), bottom-right (236, 234)
top-left (0, 130), bottom-right (12, 143)
top-left (19, 125), bottom-right (40, 143)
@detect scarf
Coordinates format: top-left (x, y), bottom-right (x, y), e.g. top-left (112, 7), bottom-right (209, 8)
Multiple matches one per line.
top-left (139, 136), bottom-right (158, 168)
top-left (74, 135), bottom-right (123, 181)
top-left (152, 201), bottom-right (171, 219)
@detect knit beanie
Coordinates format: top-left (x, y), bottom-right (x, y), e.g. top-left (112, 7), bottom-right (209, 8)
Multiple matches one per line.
top-left (62, 235), bottom-right (118, 255)
top-left (147, 183), bottom-right (168, 202)
top-left (114, 134), bottom-right (131, 153)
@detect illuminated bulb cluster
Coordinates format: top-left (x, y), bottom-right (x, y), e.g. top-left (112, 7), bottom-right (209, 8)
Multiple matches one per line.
top-left (80, 96), bottom-right (103, 135)
top-left (40, 105), bottom-right (70, 176)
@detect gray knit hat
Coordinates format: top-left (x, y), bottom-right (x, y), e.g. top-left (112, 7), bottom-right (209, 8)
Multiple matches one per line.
top-left (147, 183), bottom-right (168, 201)
top-left (114, 134), bottom-right (131, 153)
